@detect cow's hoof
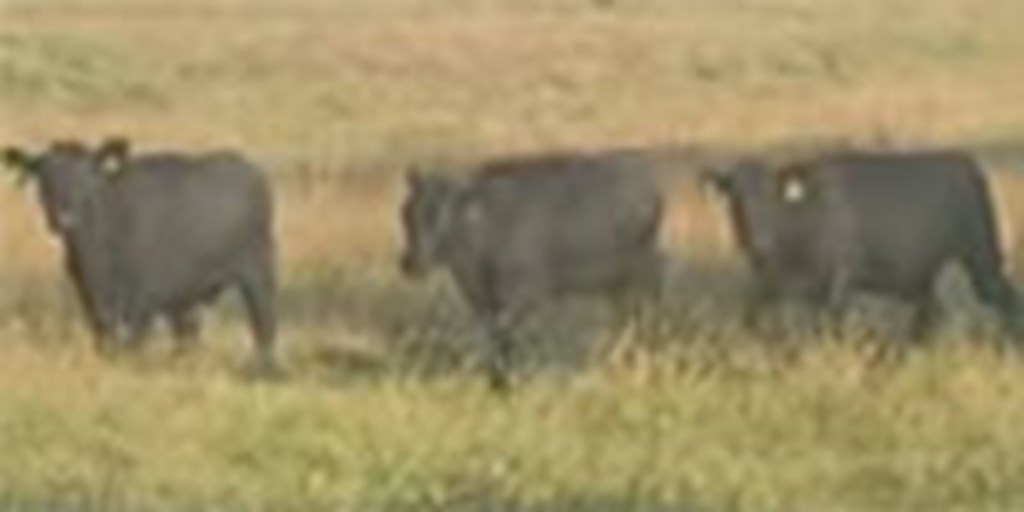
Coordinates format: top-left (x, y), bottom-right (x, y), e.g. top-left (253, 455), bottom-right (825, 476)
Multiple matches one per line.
top-left (242, 356), bottom-right (287, 382)
top-left (486, 369), bottom-right (514, 395)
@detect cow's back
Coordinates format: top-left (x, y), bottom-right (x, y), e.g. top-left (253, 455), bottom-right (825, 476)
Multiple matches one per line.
top-left (812, 150), bottom-right (999, 285)
top-left (112, 151), bottom-right (272, 298)
top-left (821, 151), bottom-right (989, 234)
top-left (455, 151), bottom-right (662, 294)
top-left (473, 151), bottom-right (657, 215)
top-left (826, 151), bottom-right (982, 206)
top-left (469, 152), bottom-right (659, 249)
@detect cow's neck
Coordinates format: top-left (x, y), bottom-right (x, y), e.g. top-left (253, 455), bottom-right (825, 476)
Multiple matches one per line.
top-left (61, 192), bottom-right (126, 324)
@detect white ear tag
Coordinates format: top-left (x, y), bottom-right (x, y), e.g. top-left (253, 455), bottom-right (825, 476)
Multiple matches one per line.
top-left (101, 157), bottom-right (124, 176)
top-left (782, 177), bottom-right (807, 203)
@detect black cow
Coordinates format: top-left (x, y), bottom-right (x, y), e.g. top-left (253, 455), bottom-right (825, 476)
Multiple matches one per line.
top-left (3, 138), bottom-right (278, 371)
top-left (705, 149), bottom-right (1021, 340)
top-left (399, 151), bottom-right (664, 389)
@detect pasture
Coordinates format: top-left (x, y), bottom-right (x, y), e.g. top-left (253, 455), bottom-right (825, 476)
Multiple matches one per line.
top-left (3, 0), bottom-right (1024, 510)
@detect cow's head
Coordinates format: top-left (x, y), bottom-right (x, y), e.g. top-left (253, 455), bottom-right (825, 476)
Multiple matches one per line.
top-left (702, 159), bottom-right (819, 264)
top-left (3, 137), bottom-right (129, 234)
top-left (399, 167), bottom-right (471, 279)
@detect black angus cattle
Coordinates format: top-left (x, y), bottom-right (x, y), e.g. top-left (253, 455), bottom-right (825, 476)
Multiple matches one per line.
top-left (3, 138), bottom-right (278, 371)
top-left (400, 150), bottom-right (664, 389)
top-left (705, 149), bottom-right (1021, 340)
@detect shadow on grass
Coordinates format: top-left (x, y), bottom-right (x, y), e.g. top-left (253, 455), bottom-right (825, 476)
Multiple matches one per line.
top-left (268, 255), bottom-right (760, 385)
top-left (2, 247), bottom-right (1012, 386)
top-left (0, 252), bottom-right (895, 383)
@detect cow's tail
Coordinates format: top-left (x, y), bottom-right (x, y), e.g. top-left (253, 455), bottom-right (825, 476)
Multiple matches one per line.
top-left (959, 161), bottom-right (1022, 316)
top-left (636, 188), bottom-right (664, 250)
top-left (962, 163), bottom-right (1006, 271)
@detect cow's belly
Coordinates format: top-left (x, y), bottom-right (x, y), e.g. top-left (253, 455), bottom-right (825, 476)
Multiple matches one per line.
top-left (546, 245), bottom-right (654, 293)
top-left (853, 244), bottom-right (947, 298)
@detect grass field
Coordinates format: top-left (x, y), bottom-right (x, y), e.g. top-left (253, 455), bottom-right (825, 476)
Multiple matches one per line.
top-left (5, 0), bottom-right (1024, 510)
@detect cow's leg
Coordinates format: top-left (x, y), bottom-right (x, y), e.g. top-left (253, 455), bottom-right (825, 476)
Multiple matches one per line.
top-left (168, 306), bottom-right (202, 354)
top-left (64, 255), bottom-right (117, 352)
top-left (488, 285), bottom-right (535, 392)
top-left (810, 269), bottom-right (852, 340)
top-left (908, 294), bottom-right (941, 343)
top-left (822, 293), bottom-right (851, 337)
top-left (743, 277), bottom-right (781, 334)
top-left (964, 263), bottom-right (1022, 340)
top-left (119, 306), bottom-right (155, 351)
top-left (80, 297), bottom-right (118, 354)
top-left (624, 249), bottom-right (665, 322)
top-left (609, 287), bottom-right (650, 358)
top-left (454, 263), bottom-right (530, 392)
top-left (608, 251), bottom-right (663, 344)
top-left (482, 284), bottom-right (537, 392)
top-left (237, 253), bottom-right (279, 376)
top-left (480, 305), bottom-right (523, 393)
top-left (956, 212), bottom-right (1024, 340)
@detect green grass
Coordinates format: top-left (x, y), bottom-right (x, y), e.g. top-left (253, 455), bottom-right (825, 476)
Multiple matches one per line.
top-left (5, 0), bottom-right (1024, 510)
top-left (2, 337), bottom-right (1024, 512)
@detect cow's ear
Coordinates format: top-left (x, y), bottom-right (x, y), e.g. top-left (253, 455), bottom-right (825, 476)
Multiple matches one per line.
top-left (96, 137), bottom-right (130, 176)
top-left (3, 147), bottom-right (32, 170)
top-left (406, 166), bottom-right (452, 191)
top-left (2, 147), bottom-right (37, 184)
